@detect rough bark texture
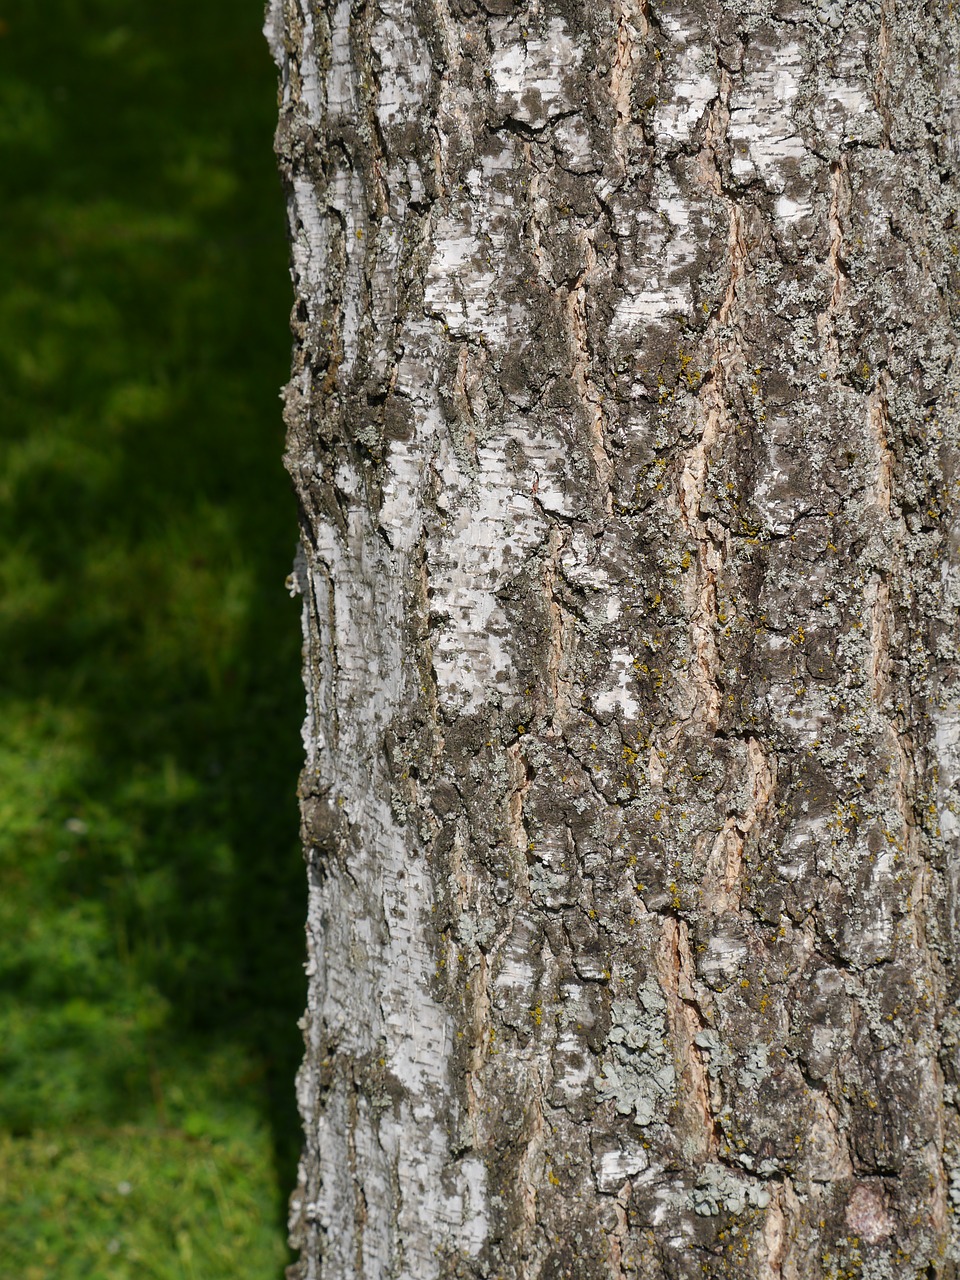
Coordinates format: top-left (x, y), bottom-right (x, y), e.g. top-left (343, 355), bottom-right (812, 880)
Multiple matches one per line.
top-left (267, 0), bottom-right (960, 1274)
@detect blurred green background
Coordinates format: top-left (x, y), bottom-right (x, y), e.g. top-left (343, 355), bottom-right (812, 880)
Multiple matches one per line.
top-left (0, 1), bottom-right (305, 1276)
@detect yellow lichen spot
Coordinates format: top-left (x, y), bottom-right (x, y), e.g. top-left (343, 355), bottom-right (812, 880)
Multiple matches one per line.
top-left (530, 1004), bottom-right (543, 1026)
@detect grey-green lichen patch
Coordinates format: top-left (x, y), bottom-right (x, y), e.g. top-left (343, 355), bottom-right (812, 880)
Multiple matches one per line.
top-left (456, 908), bottom-right (497, 952)
top-left (737, 1043), bottom-right (772, 1089)
top-left (689, 1163), bottom-right (771, 1216)
top-left (594, 986), bottom-right (675, 1126)
top-left (692, 1028), bottom-right (734, 1082)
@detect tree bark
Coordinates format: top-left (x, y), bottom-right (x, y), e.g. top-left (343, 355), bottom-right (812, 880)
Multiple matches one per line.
top-left (267, 0), bottom-right (960, 1274)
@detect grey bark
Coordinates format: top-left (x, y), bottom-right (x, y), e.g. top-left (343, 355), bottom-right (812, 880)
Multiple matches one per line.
top-left (267, 0), bottom-right (960, 1274)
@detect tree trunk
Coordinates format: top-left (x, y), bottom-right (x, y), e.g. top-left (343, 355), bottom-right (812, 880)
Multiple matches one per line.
top-left (267, 0), bottom-right (960, 1274)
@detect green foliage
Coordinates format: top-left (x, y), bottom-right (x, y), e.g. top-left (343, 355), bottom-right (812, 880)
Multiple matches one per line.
top-left (0, 1123), bottom-right (287, 1280)
top-left (0, 0), bottom-right (303, 1274)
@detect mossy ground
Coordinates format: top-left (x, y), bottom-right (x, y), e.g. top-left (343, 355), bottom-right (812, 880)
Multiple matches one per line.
top-left (0, 1), bottom-right (302, 1275)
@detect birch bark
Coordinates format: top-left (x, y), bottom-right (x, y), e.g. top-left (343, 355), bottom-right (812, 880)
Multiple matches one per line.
top-left (267, 0), bottom-right (960, 1274)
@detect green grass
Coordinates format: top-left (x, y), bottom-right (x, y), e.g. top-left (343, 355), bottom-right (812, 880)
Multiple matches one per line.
top-left (0, 1), bottom-right (304, 1275)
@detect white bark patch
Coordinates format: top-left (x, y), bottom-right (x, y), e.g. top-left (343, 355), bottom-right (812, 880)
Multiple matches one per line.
top-left (697, 921), bottom-right (749, 989)
top-left (610, 181), bottom-right (705, 331)
top-left (654, 18), bottom-right (719, 144)
top-left (775, 194), bottom-right (814, 225)
top-left (380, 434), bottom-right (431, 552)
top-left (326, 0), bottom-right (357, 124)
top-left (302, 320), bottom-right (490, 1269)
top-left (728, 43), bottom-right (806, 191)
top-left (937, 706), bottom-right (960, 931)
top-left (372, 4), bottom-right (432, 128)
top-left (552, 1028), bottom-right (595, 1102)
top-left (489, 17), bottom-right (584, 128)
top-left (594, 649), bottom-right (642, 723)
top-left (753, 421), bottom-right (811, 533)
top-left (426, 410), bottom-right (576, 715)
top-left (291, 178), bottom-right (331, 308)
top-left (560, 528), bottom-right (611, 593)
top-left (297, 2), bottom-right (325, 124)
top-left (459, 1157), bottom-right (491, 1252)
top-left (378, 332), bottom-right (445, 554)
top-left (935, 707), bottom-right (960, 855)
top-left (424, 139), bottom-right (520, 345)
top-left (840, 847), bottom-right (896, 965)
top-left (263, 0), bottom-right (284, 73)
top-left (328, 166), bottom-right (366, 374)
top-left (553, 114), bottom-right (598, 173)
top-left (811, 40), bottom-right (884, 148)
top-left (424, 212), bottom-right (498, 340)
top-left (593, 1136), bottom-right (649, 1193)
top-left (367, 222), bottom-right (404, 383)
top-left (776, 815), bottom-right (828, 883)
top-left (943, 45), bottom-right (960, 159)
top-left (305, 640), bottom-right (490, 1274)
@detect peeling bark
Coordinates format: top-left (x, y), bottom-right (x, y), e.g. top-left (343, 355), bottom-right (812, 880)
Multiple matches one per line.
top-left (267, 0), bottom-right (960, 1274)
